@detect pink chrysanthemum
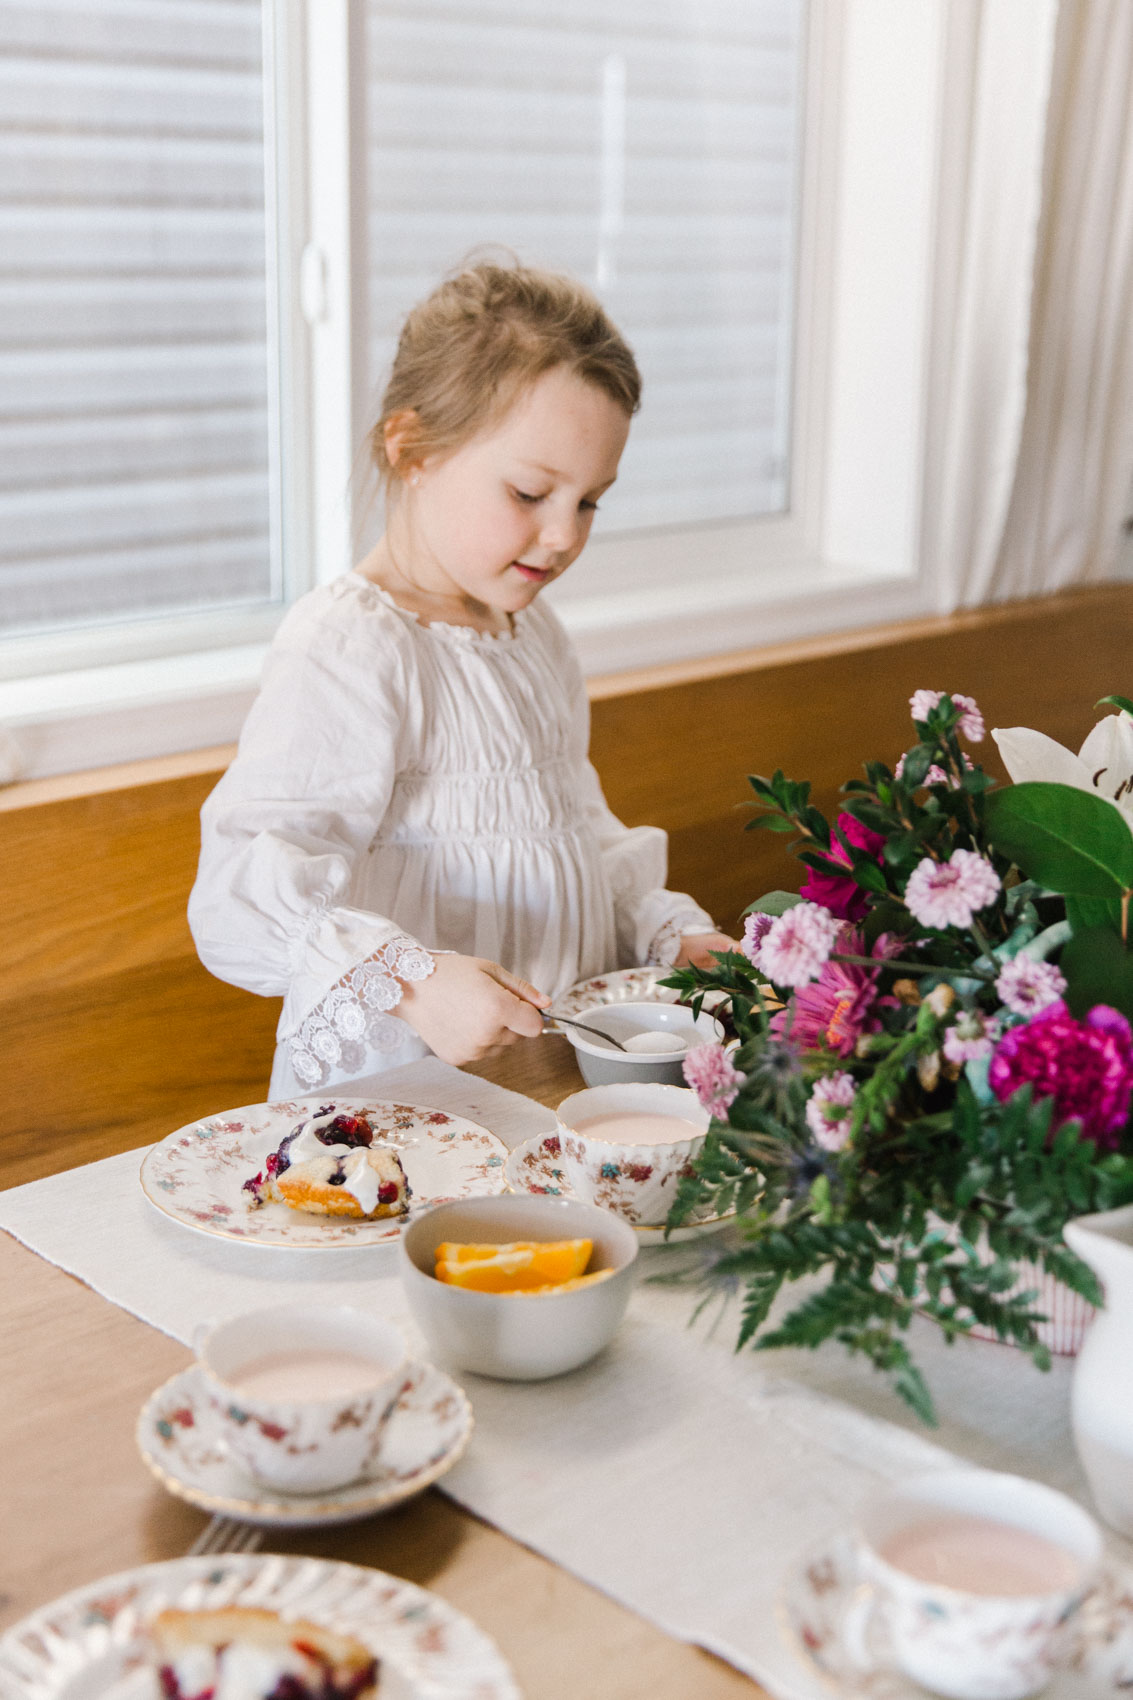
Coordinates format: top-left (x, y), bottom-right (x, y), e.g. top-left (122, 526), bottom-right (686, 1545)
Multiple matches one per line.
top-left (805, 1071), bottom-right (857, 1151)
top-left (995, 957), bottom-right (1067, 1017)
top-left (798, 811), bottom-right (887, 922)
top-left (909, 689), bottom-right (985, 742)
top-left (758, 902), bottom-right (841, 988)
top-left (771, 927), bottom-right (900, 1057)
top-left (682, 1042), bottom-right (745, 1117)
top-left (942, 1009), bottom-right (999, 1065)
top-left (988, 1001), bottom-right (1133, 1149)
top-left (740, 911), bottom-right (775, 967)
top-left (904, 849), bottom-right (1001, 930)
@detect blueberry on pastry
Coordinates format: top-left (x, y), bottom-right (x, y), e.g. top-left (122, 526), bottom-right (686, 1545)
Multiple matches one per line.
top-left (242, 1106), bottom-right (410, 1220)
top-left (152, 1605), bottom-right (378, 1700)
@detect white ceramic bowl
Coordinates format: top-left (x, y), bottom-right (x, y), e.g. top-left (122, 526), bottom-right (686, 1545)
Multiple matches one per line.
top-left (563, 1000), bottom-right (725, 1087)
top-left (398, 1193), bottom-right (638, 1381)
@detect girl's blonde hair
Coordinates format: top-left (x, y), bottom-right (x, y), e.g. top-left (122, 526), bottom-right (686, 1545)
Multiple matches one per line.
top-left (369, 260), bottom-right (641, 486)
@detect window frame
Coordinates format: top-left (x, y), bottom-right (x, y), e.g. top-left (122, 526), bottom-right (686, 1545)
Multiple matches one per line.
top-left (1, 0), bottom-right (953, 778)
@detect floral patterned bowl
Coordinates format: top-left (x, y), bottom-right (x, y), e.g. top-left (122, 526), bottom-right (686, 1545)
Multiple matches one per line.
top-left (555, 1082), bottom-right (710, 1225)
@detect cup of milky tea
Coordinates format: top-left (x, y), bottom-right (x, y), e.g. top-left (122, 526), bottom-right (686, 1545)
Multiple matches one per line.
top-left (555, 1082), bottom-right (710, 1225)
top-left (848, 1466), bottom-right (1102, 1700)
top-left (194, 1304), bottom-right (409, 1494)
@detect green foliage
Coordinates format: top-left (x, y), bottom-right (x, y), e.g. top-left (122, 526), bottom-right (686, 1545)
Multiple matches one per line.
top-left (984, 783), bottom-right (1133, 900)
top-left (1060, 927), bottom-right (1133, 1022)
top-left (658, 692), bottom-right (1133, 1422)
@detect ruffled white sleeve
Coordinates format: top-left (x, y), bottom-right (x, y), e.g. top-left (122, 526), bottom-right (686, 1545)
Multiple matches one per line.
top-left (556, 619), bottom-right (715, 967)
top-left (187, 599), bottom-right (433, 1087)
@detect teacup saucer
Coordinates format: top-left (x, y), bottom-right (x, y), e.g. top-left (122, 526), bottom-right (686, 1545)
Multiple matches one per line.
top-left (137, 1360), bottom-right (472, 1528)
top-left (779, 1530), bottom-right (1133, 1697)
top-left (504, 1133), bottom-right (735, 1245)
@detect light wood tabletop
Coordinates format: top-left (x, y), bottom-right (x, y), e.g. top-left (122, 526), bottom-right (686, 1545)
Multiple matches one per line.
top-left (0, 1033), bottom-right (764, 1699)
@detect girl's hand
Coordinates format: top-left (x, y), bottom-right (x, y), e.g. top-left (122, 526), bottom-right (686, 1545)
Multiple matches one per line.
top-left (395, 952), bottom-right (550, 1064)
top-left (674, 931), bottom-right (738, 970)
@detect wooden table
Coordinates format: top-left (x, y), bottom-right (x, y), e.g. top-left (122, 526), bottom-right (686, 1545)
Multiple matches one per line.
top-left (0, 1033), bottom-right (762, 1699)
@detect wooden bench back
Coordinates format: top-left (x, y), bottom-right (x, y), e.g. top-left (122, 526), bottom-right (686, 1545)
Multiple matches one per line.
top-left (4, 582), bottom-right (1130, 1185)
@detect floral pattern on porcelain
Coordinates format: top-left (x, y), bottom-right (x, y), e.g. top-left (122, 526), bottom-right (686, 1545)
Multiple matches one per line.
top-left (139, 1362), bottom-right (473, 1528)
top-left (0, 1551), bottom-right (517, 1698)
top-left (504, 1134), bottom-right (735, 1243)
top-left (140, 1100), bottom-right (509, 1248)
top-left (782, 1532), bottom-right (1133, 1699)
top-left (558, 1127), bottom-right (702, 1225)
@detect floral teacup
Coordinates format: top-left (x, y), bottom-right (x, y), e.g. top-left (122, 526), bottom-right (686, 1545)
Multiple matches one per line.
top-left (195, 1304), bottom-right (408, 1493)
top-left (848, 1467), bottom-right (1101, 1700)
top-left (555, 1083), bottom-right (709, 1226)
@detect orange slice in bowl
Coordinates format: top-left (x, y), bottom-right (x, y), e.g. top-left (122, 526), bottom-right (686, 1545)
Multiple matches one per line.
top-left (434, 1237), bottom-right (592, 1292)
top-left (511, 1268), bottom-right (615, 1296)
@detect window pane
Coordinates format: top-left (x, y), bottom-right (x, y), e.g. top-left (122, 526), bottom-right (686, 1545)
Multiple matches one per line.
top-left (0, 0), bottom-right (275, 638)
top-left (364, 0), bottom-right (805, 533)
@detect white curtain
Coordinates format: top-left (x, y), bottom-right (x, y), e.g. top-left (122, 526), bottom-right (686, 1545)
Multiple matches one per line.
top-left (924, 0), bottom-right (1133, 610)
top-left (989, 0), bottom-right (1133, 600)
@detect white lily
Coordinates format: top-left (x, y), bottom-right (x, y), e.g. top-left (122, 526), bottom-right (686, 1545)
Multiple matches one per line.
top-left (992, 712), bottom-right (1133, 824)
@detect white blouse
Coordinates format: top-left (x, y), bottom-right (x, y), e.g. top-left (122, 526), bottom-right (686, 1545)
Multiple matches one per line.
top-left (188, 572), bottom-right (714, 1097)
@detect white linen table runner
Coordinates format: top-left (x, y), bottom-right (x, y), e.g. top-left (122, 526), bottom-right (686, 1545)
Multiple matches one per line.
top-left (2, 1057), bottom-right (1128, 1699)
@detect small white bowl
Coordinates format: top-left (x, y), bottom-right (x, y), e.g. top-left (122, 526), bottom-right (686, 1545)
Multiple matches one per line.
top-left (564, 1000), bottom-right (724, 1086)
top-left (398, 1193), bottom-right (638, 1381)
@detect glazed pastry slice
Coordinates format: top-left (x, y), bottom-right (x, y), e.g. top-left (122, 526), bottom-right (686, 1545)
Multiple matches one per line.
top-left (243, 1105), bottom-right (410, 1219)
top-left (151, 1605), bottom-right (379, 1699)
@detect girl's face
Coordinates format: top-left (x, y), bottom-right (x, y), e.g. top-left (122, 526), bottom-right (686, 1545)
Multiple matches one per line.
top-left (395, 365), bottom-right (631, 615)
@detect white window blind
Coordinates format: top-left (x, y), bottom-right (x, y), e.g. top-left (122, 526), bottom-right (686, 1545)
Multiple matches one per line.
top-left (364, 0), bottom-right (805, 535)
top-left (0, 0), bottom-right (275, 639)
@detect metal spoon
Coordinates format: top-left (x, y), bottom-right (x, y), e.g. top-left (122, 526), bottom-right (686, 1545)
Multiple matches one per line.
top-left (542, 1009), bottom-right (631, 1052)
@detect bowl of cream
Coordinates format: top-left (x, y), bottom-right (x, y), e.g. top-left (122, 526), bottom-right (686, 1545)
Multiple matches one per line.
top-left (561, 1000), bottom-right (725, 1087)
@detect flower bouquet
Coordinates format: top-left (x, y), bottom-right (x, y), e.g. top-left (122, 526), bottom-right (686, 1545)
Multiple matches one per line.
top-left (664, 691), bottom-right (1133, 1422)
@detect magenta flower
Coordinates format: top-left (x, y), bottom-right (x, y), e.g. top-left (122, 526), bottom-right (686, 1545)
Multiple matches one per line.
top-left (942, 1009), bottom-right (999, 1065)
top-left (758, 902), bottom-right (841, 988)
top-left (740, 911), bottom-right (775, 967)
top-left (805, 1072), bottom-right (857, 1151)
top-left (988, 1001), bottom-right (1133, 1149)
top-left (904, 849), bottom-right (1001, 930)
top-left (995, 958), bottom-right (1067, 1016)
top-left (909, 689), bottom-right (985, 742)
top-left (682, 1042), bottom-right (745, 1117)
top-left (799, 811), bottom-right (887, 922)
top-left (771, 927), bottom-right (899, 1057)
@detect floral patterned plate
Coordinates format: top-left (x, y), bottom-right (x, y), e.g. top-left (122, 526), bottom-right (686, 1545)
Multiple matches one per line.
top-left (139, 1099), bottom-right (509, 1248)
top-left (504, 1132), bottom-right (735, 1245)
top-left (137, 1360), bottom-right (472, 1528)
top-left (552, 967), bottom-right (681, 1024)
top-left (0, 1551), bottom-right (519, 1699)
top-left (778, 1530), bottom-right (1133, 1697)
top-left (553, 966), bottom-right (728, 1032)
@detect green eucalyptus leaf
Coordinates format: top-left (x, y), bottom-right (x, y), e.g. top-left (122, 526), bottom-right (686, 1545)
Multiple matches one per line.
top-left (984, 783), bottom-right (1133, 898)
top-left (1059, 926), bottom-right (1133, 1022)
top-left (742, 891), bottom-right (802, 917)
top-left (900, 744), bottom-right (934, 789)
top-left (744, 815), bottom-right (797, 833)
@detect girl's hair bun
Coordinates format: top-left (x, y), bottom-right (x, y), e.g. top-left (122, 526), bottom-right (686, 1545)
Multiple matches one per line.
top-left (369, 257), bottom-right (641, 485)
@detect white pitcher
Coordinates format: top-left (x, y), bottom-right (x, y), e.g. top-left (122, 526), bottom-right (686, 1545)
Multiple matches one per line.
top-left (1063, 1204), bottom-right (1133, 1535)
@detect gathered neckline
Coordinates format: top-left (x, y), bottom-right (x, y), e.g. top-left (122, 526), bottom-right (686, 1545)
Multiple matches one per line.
top-left (346, 572), bottom-right (524, 647)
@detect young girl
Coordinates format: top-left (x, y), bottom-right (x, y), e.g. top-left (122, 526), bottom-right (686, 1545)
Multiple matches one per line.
top-left (189, 262), bottom-right (732, 1096)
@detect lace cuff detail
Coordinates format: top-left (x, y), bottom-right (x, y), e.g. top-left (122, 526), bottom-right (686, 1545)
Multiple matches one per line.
top-left (646, 917), bottom-right (717, 968)
top-left (646, 916), bottom-right (689, 968)
top-left (288, 934), bottom-right (435, 1089)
